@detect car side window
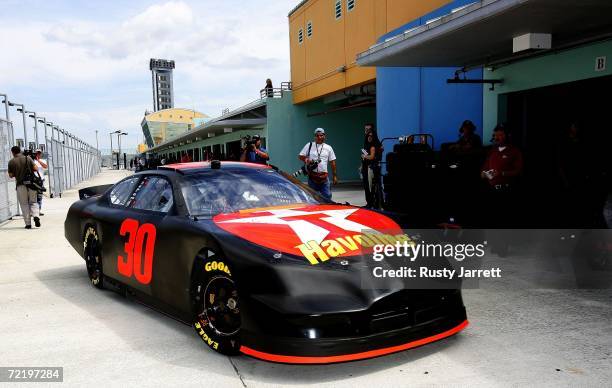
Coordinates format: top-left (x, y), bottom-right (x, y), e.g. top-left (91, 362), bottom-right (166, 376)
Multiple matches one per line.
top-left (109, 177), bottom-right (140, 206)
top-left (129, 176), bottom-right (174, 213)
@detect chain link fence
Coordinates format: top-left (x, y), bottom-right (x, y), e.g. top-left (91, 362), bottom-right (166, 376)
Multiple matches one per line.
top-left (0, 118), bottom-right (102, 223)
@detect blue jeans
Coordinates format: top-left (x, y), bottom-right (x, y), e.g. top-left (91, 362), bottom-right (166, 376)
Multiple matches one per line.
top-left (308, 178), bottom-right (331, 200)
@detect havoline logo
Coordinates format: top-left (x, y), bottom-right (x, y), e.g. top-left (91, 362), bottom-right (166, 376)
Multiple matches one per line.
top-left (213, 205), bottom-right (408, 264)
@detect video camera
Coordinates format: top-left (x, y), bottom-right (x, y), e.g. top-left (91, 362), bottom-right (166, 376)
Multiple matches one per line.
top-left (292, 160), bottom-right (319, 178)
top-left (241, 135), bottom-right (259, 151)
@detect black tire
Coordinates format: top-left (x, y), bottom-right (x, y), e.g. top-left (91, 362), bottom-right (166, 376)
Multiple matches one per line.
top-left (191, 253), bottom-right (241, 355)
top-left (83, 226), bottom-right (104, 289)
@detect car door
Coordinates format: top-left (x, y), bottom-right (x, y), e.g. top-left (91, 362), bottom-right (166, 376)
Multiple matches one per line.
top-left (98, 175), bottom-right (142, 281)
top-left (113, 175), bottom-right (177, 298)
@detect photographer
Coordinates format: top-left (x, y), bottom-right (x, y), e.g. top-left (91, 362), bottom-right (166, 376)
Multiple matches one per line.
top-left (34, 149), bottom-right (47, 215)
top-left (298, 127), bottom-right (337, 200)
top-left (240, 135), bottom-right (269, 164)
top-left (7, 146), bottom-right (41, 229)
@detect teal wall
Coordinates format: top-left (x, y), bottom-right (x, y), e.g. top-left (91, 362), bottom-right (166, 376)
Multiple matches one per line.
top-left (483, 40), bottom-right (612, 142)
top-left (266, 91), bottom-right (375, 181)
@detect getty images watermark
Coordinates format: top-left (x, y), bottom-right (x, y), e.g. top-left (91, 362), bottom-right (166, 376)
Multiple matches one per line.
top-left (360, 229), bottom-right (612, 290)
top-left (371, 237), bottom-right (501, 280)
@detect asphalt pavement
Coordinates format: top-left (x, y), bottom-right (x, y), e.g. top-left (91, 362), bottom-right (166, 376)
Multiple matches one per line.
top-left (0, 169), bottom-right (610, 387)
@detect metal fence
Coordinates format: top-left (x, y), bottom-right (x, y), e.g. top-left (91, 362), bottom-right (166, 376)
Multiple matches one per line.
top-left (0, 119), bottom-right (18, 222)
top-left (259, 81), bottom-right (292, 99)
top-left (45, 128), bottom-right (102, 199)
top-left (0, 118), bottom-right (102, 223)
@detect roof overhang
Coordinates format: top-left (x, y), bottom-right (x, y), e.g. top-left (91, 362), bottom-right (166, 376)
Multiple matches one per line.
top-left (357, 0), bottom-right (612, 68)
top-left (146, 100), bottom-right (267, 153)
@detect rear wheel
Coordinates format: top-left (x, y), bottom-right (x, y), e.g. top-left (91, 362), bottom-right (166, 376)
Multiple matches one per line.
top-left (83, 226), bottom-right (103, 289)
top-left (192, 254), bottom-right (241, 355)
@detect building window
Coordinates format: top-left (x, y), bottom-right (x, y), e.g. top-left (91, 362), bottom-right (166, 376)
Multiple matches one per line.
top-left (298, 28), bottom-right (303, 44)
top-left (335, 0), bottom-right (342, 19)
top-left (307, 21), bottom-right (312, 37)
top-left (347, 0), bottom-right (355, 11)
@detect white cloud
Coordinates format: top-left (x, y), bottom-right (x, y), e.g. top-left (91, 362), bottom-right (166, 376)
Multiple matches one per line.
top-left (0, 0), bottom-right (294, 151)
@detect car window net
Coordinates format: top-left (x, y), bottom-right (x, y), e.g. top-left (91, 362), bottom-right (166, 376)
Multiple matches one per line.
top-left (109, 177), bottom-right (139, 206)
top-left (131, 177), bottom-right (174, 212)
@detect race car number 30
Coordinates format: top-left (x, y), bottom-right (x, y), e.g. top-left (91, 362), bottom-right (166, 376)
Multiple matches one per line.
top-left (118, 218), bottom-right (157, 284)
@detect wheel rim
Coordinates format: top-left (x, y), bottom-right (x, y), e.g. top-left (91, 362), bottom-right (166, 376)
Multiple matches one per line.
top-left (84, 231), bottom-right (102, 286)
top-left (202, 276), bottom-right (241, 336)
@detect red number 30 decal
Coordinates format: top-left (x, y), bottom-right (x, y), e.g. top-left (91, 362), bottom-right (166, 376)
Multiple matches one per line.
top-left (118, 218), bottom-right (157, 284)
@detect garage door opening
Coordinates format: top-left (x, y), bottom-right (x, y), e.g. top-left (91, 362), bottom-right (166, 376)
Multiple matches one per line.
top-left (505, 75), bottom-right (611, 227)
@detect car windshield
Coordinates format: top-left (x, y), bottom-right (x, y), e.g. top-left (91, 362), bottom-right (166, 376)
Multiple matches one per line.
top-left (181, 168), bottom-right (328, 217)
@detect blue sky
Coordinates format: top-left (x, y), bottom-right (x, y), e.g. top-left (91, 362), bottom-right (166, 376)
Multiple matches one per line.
top-left (0, 0), bottom-right (295, 151)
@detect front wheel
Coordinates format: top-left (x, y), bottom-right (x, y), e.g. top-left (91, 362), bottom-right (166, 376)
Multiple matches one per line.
top-left (191, 255), bottom-right (241, 355)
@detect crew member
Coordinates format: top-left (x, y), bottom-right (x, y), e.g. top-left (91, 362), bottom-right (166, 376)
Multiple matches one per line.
top-left (361, 123), bottom-right (382, 208)
top-left (481, 125), bottom-right (523, 228)
top-left (240, 135), bottom-right (269, 164)
top-left (298, 127), bottom-right (338, 200)
top-left (7, 146), bottom-right (41, 229)
top-left (453, 119), bottom-right (482, 152)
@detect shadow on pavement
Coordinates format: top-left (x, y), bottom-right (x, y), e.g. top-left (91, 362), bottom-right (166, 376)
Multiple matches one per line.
top-left (35, 265), bottom-right (237, 378)
top-left (34, 264), bottom-right (467, 384)
top-left (234, 335), bottom-right (465, 385)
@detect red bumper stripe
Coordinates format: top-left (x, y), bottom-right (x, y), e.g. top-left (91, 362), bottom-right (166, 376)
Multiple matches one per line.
top-left (240, 319), bottom-right (469, 364)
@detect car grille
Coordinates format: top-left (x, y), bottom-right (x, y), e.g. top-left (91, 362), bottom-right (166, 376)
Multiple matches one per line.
top-left (367, 290), bottom-right (457, 334)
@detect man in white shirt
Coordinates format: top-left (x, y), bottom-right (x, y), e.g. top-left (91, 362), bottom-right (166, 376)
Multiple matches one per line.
top-left (34, 149), bottom-right (47, 215)
top-left (298, 127), bottom-right (338, 200)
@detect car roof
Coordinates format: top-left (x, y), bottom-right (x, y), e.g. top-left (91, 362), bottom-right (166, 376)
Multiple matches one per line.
top-left (157, 161), bottom-right (272, 175)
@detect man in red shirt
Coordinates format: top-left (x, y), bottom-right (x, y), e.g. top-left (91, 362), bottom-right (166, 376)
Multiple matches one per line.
top-left (481, 126), bottom-right (523, 188)
top-left (481, 126), bottom-right (523, 233)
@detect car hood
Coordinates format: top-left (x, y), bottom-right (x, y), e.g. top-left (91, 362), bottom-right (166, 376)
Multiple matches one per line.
top-left (212, 204), bottom-right (407, 265)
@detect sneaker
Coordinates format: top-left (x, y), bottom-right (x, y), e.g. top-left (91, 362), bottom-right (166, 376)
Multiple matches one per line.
top-left (34, 217), bottom-right (41, 227)
top-left (25, 225), bottom-right (32, 229)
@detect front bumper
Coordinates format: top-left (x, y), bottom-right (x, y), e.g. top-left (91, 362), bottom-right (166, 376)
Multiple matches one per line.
top-left (239, 296), bottom-right (467, 364)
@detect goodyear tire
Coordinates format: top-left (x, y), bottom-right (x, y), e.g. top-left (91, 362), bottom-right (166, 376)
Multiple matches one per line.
top-left (83, 226), bottom-right (104, 289)
top-left (192, 254), bottom-right (241, 355)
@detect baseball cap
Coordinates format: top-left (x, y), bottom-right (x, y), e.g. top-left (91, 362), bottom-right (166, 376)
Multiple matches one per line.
top-left (314, 127), bottom-right (325, 134)
top-left (35, 149), bottom-right (42, 153)
top-left (252, 134), bottom-right (261, 140)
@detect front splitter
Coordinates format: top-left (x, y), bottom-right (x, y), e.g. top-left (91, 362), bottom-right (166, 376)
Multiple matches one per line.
top-left (240, 319), bottom-right (469, 364)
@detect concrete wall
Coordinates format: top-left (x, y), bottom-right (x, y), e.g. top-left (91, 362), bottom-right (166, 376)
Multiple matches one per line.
top-left (267, 91), bottom-right (375, 181)
top-left (375, 0), bottom-right (484, 152)
top-left (483, 39), bottom-right (612, 143)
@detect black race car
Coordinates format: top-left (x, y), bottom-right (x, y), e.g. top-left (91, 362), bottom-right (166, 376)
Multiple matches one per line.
top-left (65, 161), bottom-right (467, 363)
